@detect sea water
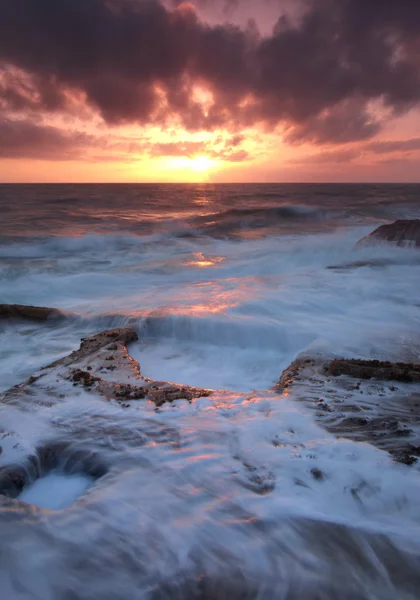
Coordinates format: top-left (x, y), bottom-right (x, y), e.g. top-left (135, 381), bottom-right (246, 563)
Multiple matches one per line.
top-left (1, 183), bottom-right (420, 598)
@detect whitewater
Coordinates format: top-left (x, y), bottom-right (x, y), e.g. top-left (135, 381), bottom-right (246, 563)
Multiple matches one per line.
top-left (1, 183), bottom-right (420, 599)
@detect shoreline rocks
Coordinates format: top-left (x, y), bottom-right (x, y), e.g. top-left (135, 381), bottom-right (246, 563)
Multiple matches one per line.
top-left (357, 219), bottom-right (420, 249)
top-left (0, 442), bottom-right (108, 499)
top-left (0, 324), bottom-right (211, 500)
top-left (0, 303), bottom-right (71, 322)
top-left (1, 327), bottom-right (211, 409)
top-left (275, 356), bottom-right (420, 466)
top-left (2, 303), bottom-right (420, 483)
top-left (326, 359), bottom-right (420, 383)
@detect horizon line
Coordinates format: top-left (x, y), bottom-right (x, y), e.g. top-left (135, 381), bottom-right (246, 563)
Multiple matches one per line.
top-left (1, 181), bottom-right (420, 185)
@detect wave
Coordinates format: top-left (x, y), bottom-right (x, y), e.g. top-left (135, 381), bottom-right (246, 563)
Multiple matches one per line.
top-left (194, 204), bottom-right (338, 224)
top-left (188, 204), bottom-right (351, 238)
top-left (0, 232), bottom-right (162, 259)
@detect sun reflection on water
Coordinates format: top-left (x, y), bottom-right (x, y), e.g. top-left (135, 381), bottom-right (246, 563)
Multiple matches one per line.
top-left (169, 277), bottom-right (263, 315)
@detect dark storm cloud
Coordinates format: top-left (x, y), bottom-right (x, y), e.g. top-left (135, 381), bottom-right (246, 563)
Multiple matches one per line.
top-left (168, 0), bottom-right (239, 15)
top-left (0, 68), bottom-right (68, 112)
top-left (284, 100), bottom-right (381, 145)
top-left (0, 0), bottom-right (419, 143)
top-left (0, 119), bottom-right (93, 159)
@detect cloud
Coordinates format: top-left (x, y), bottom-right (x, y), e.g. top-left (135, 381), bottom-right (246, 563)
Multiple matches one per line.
top-left (0, 116), bottom-right (250, 162)
top-left (284, 99), bottom-right (381, 145)
top-left (149, 138), bottom-right (249, 160)
top-left (291, 148), bottom-right (360, 165)
top-left (368, 138), bottom-right (420, 154)
top-left (0, 118), bottom-right (93, 159)
top-left (0, 0), bottom-right (419, 143)
top-left (149, 140), bottom-right (206, 157)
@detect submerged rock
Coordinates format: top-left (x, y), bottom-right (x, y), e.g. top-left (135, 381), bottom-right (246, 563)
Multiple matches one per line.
top-left (357, 219), bottom-right (420, 249)
top-left (275, 356), bottom-right (420, 465)
top-left (0, 303), bottom-right (70, 321)
top-left (326, 259), bottom-right (393, 271)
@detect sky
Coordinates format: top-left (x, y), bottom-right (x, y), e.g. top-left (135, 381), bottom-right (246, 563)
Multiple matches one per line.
top-left (0, 0), bottom-right (420, 183)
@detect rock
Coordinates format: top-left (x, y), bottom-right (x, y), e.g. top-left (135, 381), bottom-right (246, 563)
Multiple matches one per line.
top-left (274, 356), bottom-right (420, 466)
top-left (0, 465), bottom-right (29, 498)
top-left (0, 303), bottom-right (70, 321)
top-left (0, 324), bottom-right (209, 499)
top-left (325, 359), bottom-right (420, 383)
top-left (0, 326), bottom-right (211, 409)
top-left (0, 317), bottom-right (212, 504)
top-left (50, 328), bottom-right (138, 368)
top-left (0, 441), bottom-right (109, 499)
top-left (357, 220), bottom-right (420, 249)
top-left (326, 259), bottom-right (392, 271)
top-left (310, 468), bottom-right (325, 481)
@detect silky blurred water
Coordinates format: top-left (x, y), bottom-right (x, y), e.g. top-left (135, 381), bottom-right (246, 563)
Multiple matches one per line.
top-left (1, 183), bottom-right (420, 599)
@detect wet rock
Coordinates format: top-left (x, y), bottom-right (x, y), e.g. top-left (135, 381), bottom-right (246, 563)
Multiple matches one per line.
top-left (390, 446), bottom-right (420, 466)
top-left (326, 359), bottom-right (420, 383)
top-left (327, 259), bottom-right (391, 271)
top-left (310, 468), bottom-right (325, 481)
top-left (0, 441), bottom-right (108, 500)
top-left (241, 462), bottom-right (276, 495)
top-left (275, 356), bottom-right (420, 466)
top-left (317, 401), bottom-right (333, 413)
top-left (70, 369), bottom-right (101, 388)
top-left (0, 326), bottom-right (211, 409)
top-left (276, 357), bottom-right (316, 391)
top-left (357, 219), bottom-right (420, 249)
top-left (114, 384), bottom-right (147, 401)
top-left (36, 441), bottom-right (109, 479)
top-left (0, 465), bottom-right (28, 498)
top-left (50, 328), bottom-right (139, 369)
top-left (340, 417), bottom-right (370, 428)
top-left (0, 303), bottom-right (69, 322)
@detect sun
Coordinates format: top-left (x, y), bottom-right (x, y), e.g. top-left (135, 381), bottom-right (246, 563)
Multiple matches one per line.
top-left (190, 156), bottom-right (214, 172)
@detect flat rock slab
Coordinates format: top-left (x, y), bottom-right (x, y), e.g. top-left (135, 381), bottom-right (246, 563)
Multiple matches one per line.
top-left (1, 327), bottom-right (211, 409)
top-left (357, 219), bottom-right (420, 249)
top-left (275, 357), bottom-right (420, 465)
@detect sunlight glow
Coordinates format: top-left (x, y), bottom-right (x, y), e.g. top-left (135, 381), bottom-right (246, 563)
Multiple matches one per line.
top-left (184, 253), bottom-right (226, 268)
top-left (190, 156), bottom-right (215, 172)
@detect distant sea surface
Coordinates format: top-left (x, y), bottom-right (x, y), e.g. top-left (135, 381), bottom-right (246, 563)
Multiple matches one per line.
top-left (1, 183), bottom-right (420, 598)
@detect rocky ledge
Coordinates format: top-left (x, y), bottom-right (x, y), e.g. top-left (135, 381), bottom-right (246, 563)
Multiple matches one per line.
top-left (357, 219), bottom-right (420, 249)
top-left (275, 357), bottom-right (420, 466)
top-left (0, 326), bottom-right (211, 499)
top-left (0, 303), bottom-right (72, 322)
top-left (1, 327), bottom-right (211, 409)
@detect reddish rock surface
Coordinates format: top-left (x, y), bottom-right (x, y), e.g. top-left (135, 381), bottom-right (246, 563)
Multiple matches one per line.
top-left (1, 326), bottom-right (210, 409)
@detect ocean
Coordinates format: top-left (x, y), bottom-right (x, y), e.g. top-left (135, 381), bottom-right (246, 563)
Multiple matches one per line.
top-left (1, 183), bottom-right (420, 598)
